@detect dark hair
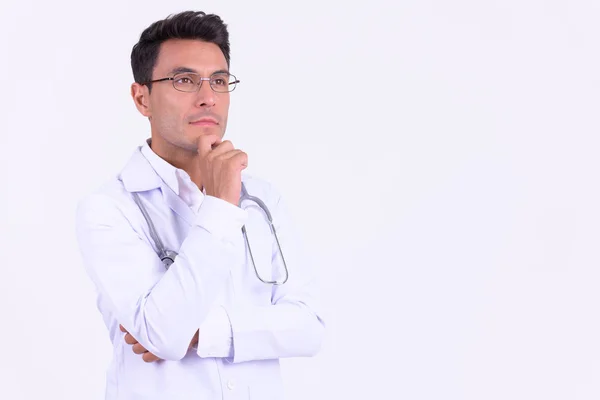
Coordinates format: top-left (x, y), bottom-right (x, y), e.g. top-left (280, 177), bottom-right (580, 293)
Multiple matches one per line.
top-left (131, 11), bottom-right (230, 91)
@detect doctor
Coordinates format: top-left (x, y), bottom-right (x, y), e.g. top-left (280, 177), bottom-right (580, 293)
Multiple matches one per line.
top-left (75, 10), bottom-right (325, 400)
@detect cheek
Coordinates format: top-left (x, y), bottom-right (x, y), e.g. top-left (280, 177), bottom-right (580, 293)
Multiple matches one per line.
top-left (153, 96), bottom-right (188, 124)
top-left (221, 95), bottom-right (230, 109)
top-left (150, 108), bottom-right (180, 135)
top-left (218, 96), bottom-right (230, 119)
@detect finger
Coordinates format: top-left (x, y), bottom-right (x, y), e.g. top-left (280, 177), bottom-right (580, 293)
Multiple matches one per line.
top-left (119, 324), bottom-right (127, 333)
top-left (142, 352), bottom-right (161, 363)
top-left (216, 149), bottom-right (244, 161)
top-left (209, 140), bottom-right (235, 157)
top-left (197, 134), bottom-right (222, 159)
top-left (132, 343), bottom-right (147, 355)
top-left (124, 333), bottom-right (138, 345)
top-left (218, 150), bottom-right (248, 168)
top-left (228, 151), bottom-right (249, 169)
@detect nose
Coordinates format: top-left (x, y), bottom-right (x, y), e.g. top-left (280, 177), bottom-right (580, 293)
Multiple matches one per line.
top-left (195, 79), bottom-right (216, 108)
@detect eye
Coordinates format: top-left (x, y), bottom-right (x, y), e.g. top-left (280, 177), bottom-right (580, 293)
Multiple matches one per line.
top-left (172, 73), bottom-right (201, 92)
top-left (176, 76), bottom-right (194, 84)
top-left (211, 74), bottom-right (230, 86)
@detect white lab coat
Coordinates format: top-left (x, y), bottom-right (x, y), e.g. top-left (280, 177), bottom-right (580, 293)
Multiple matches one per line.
top-left (75, 145), bottom-right (325, 400)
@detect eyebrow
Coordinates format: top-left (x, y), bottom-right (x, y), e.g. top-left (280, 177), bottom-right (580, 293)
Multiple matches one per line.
top-left (168, 66), bottom-right (230, 75)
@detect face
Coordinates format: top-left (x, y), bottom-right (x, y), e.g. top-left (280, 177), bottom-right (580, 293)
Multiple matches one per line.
top-left (131, 39), bottom-right (231, 154)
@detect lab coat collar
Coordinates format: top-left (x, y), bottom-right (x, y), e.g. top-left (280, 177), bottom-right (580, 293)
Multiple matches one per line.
top-left (140, 139), bottom-right (181, 196)
top-left (118, 145), bottom-right (196, 226)
top-left (119, 146), bottom-right (162, 193)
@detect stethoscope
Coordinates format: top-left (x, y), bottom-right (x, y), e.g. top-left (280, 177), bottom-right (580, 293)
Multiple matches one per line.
top-left (131, 182), bottom-right (289, 285)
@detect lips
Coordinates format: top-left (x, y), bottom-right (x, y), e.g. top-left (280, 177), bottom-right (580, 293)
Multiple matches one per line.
top-left (190, 118), bottom-right (218, 126)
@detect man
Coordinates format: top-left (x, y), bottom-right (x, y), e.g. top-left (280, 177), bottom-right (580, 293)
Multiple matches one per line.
top-left (75, 11), bottom-right (324, 400)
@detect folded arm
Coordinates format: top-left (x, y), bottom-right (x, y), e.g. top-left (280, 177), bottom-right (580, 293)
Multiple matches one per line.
top-left (76, 193), bottom-right (247, 361)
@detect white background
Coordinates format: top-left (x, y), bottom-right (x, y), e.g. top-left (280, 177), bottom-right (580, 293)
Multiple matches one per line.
top-left (1, 0), bottom-right (600, 399)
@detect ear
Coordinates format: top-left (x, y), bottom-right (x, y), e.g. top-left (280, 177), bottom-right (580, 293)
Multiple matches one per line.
top-left (131, 83), bottom-right (152, 118)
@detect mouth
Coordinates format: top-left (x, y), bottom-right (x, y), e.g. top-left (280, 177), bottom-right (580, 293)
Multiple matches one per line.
top-left (190, 118), bottom-right (218, 126)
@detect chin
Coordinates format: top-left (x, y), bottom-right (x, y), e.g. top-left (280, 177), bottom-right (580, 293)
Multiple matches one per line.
top-left (188, 126), bottom-right (223, 139)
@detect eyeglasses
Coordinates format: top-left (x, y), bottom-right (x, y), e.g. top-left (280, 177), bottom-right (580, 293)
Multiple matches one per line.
top-left (142, 72), bottom-right (240, 93)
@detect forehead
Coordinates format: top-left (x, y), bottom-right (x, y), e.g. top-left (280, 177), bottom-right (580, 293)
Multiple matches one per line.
top-left (153, 39), bottom-right (228, 77)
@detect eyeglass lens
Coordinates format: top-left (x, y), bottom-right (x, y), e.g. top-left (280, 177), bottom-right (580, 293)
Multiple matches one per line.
top-left (172, 72), bottom-right (236, 92)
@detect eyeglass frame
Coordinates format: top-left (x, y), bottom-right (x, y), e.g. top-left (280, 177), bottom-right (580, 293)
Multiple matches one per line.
top-left (140, 70), bottom-right (240, 93)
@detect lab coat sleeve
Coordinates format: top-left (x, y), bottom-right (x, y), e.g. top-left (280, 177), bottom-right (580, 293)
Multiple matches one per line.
top-left (76, 192), bottom-right (247, 361)
top-left (220, 186), bottom-right (326, 363)
top-left (196, 306), bottom-right (234, 358)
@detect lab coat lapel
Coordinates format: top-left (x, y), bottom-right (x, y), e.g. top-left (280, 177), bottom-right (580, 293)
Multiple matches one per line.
top-left (120, 147), bottom-right (195, 226)
top-left (160, 182), bottom-right (195, 226)
top-left (120, 147), bottom-right (162, 192)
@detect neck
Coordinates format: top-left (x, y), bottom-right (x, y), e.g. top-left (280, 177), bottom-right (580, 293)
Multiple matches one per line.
top-left (149, 135), bottom-right (204, 190)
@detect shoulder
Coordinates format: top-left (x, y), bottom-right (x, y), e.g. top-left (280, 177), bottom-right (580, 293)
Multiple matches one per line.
top-left (76, 146), bottom-right (144, 220)
top-left (75, 175), bottom-right (137, 229)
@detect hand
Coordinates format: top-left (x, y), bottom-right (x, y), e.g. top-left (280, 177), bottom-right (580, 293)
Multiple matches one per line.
top-left (197, 134), bottom-right (248, 206)
top-left (119, 325), bottom-right (200, 362)
top-left (120, 324), bottom-right (162, 363)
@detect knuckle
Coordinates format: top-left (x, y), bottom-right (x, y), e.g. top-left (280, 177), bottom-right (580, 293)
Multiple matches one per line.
top-left (236, 152), bottom-right (247, 163)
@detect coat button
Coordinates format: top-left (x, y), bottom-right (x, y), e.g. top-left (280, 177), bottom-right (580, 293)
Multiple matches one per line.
top-left (227, 380), bottom-right (235, 390)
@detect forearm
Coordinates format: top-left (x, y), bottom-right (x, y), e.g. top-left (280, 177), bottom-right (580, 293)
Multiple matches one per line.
top-left (118, 226), bottom-right (235, 360)
top-left (197, 301), bottom-right (324, 362)
top-left (230, 302), bottom-right (324, 362)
